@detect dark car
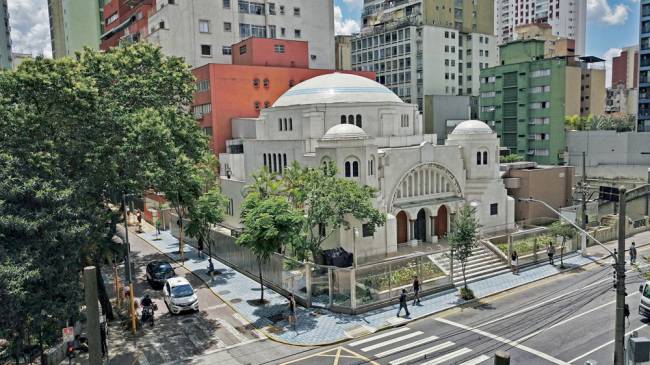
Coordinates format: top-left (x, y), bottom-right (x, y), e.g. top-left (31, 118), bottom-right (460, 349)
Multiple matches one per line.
top-left (146, 261), bottom-right (175, 288)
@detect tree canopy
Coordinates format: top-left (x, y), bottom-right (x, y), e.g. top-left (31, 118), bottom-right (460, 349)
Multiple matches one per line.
top-left (448, 206), bottom-right (480, 296)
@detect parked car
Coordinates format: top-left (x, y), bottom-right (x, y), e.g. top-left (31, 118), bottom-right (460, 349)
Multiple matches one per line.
top-left (162, 277), bottom-right (199, 314)
top-left (146, 261), bottom-right (175, 288)
top-left (639, 281), bottom-right (650, 317)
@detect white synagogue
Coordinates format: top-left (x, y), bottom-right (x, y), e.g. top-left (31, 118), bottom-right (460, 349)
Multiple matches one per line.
top-left (219, 73), bottom-right (515, 260)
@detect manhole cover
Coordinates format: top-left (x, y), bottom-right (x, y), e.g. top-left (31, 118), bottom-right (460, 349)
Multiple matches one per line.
top-left (218, 290), bottom-right (230, 295)
top-left (230, 298), bottom-right (242, 303)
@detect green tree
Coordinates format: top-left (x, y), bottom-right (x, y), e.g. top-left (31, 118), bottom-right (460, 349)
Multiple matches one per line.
top-left (548, 222), bottom-right (575, 269)
top-left (236, 193), bottom-right (304, 302)
top-left (500, 154), bottom-right (524, 163)
top-left (565, 115), bottom-right (594, 131)
top-left (186, 186), bottom-right (229, 260)
top-left (448, 206), bottom-right (480, 299)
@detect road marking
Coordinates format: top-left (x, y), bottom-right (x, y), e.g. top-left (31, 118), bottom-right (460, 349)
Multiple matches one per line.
top-left (360, 331), bottom-right (423, 352)
top-left (420, 348), bottom-right (473, 365)
top-left (458, 354), bottom-right (491, 365)
top-left (436, 318), bottom-right (570, 365)
top-left (348, 327), bottom-right (411, 347)
top-left (200, 338), bottom-right (264, 356)
top-left (388, 341), bottom-right (454, 365)
top-left (568, 323), bottom-right (649, 364)
top-left (279, 346), bottom-right (380, 365)
top-left (374, 335), bottom-right (440, 358)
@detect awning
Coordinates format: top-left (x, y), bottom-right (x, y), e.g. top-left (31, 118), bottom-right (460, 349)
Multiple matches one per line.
top-left (100, 15), bottom-right (136, 40)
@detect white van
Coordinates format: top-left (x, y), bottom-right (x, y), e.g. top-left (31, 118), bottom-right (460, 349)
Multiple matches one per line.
top-left (639, 282), bottom-right (650, 317)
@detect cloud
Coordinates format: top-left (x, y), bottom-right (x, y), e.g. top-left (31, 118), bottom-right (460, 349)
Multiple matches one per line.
top-left (7, 0), bottom-right (52, 57)
top-left (342, 0), bottom-right (363, 8)
top-left (602, 47), bottom-right (623, 87)
top-left (587, 0), bottom-right (629, 25)
top-left (334, 5), bottom-right (360, 35)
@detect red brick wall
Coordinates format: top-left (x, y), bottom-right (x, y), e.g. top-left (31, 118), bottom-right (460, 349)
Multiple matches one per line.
top-left (612, 50), bottom-right (628, 88)
top-left (231, 38), bottom-right (309, 68)
top-left (101, 0), bottom-right (154, 50)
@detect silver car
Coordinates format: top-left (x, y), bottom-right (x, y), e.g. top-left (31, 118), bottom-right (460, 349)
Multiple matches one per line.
top-left (162, 277), bottom-right (199, 314)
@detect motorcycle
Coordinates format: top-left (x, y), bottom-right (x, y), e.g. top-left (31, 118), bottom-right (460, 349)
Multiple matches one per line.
top-left (141, 303), bottom-right (157, 327)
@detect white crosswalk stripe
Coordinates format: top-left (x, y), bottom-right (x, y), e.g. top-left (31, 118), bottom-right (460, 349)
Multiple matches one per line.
top-left (457, 354), bottom-right (491, 365)
top-left (420, 348), bottom-right (473, 365)
top-left (388, 341), bottom-right (455, 365)
top-left (374, 335), bottom-right (440, 358)
top-left (348, 327), bottom-right (411, 347)
top-left (361, 331), bottom-right (424, 352)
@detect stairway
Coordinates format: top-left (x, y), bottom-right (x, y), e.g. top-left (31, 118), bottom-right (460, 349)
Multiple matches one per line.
top-left (430, 244), bottom-right (510, 286)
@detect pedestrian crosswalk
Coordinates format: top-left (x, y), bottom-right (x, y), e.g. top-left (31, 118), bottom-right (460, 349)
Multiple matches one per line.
top-left (347, 326), bottom-right (490, 365)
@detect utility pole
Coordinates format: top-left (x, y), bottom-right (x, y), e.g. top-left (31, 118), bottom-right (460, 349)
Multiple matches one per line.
top-left (614, 187), bottom-right (627, 365)
top-left (122, 194), bottom-right (137, 335)
top-left (581, 151), bottom-right (588, 230)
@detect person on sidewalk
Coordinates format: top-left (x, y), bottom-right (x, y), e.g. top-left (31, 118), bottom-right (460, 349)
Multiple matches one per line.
top-left (511, 250), bottom-right (519, 274)
top-left (630, 242), bottom-right (638, 265)
top-left (198, 237), bottom-right (205, 259)
top-left (287, 293), bottom-right (297, 331)
top-left (397, 289), bottom-right (410, 317)
top-left (547, 244), bottom-right (555, 266)
top-left (412, 276), bottom-right (421, 305)
top-left (136, 210), bottom-right (143, 232)
top-left (207, 258), bottom-right (215, 282)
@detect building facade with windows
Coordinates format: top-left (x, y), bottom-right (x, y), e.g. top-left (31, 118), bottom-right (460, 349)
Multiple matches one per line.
top-left (192, 38), bottom-right (372, 154)
top-left (218, 73), bottom-right (514, 259)
top-left (495, 0), bottom-right (586, 56)
top-left (640, 1), bottom-right (650, 130)
top-left (335, 35), bottom-right (352, 70)
top-left (100, 0), bottom-right (154, 50)
top-left (350, 0), bottom-right (497, 110)
top-left (479, 39), bottom-right (581, 165)
top-left (48, 0), bottom-right (104, 58)
top-left (580, 67), bottom-right (606, 117)
top-left (145, 0), bottom-right (334, 68)
top-left (0, 0), bottom-right (11, 69)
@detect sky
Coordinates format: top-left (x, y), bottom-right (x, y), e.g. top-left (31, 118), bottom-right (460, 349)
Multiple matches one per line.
top-left (6, 0), bottom-right (644, 85)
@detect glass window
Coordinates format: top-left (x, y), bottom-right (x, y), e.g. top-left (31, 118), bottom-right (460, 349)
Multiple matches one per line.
top-left (490, 203), bottom-right (498, 216)
top-left (293, 7), bottom-right (300, 16)
top-left (201, 45), bottom-right (212, 56)
top-left (222, 46), bottom-right (231, 55)
top-left (362, 223), bottom-right (374, 237)
top-left (294, 29), bottom-right (301, 38)
top-left (199, 20), bottom-right (210, 33)
top-left (274, 44), bottom-right (285, 53)
top-left (223, 0), bottom-right (230, 8)
top-left (223, 22), bottom-right (231, 32)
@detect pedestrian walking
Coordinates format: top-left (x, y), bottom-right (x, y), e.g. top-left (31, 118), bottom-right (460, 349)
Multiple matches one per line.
top-left (136, 210), bottom-right (142, 232)
top-left (197, 237), bottom-right (204, 258)
top-left (99, 322), bottom-right (107, 358)
top-left (412, 276), bottom-right (421, 305)
top-left (397, 289), bottom-right (410, 317)
top-left (287, 293), bottom-right (297, 331)
top-left (511, 250), bottom-right (519, 274)
top-left (630, 241), bottom-right (638, 265)
top-left (547, 244), bottom-right (555, 265)
top-left (625, 303), bottom-right (631, 326)
top-left (155, 219), bottom-right (161, 235)
top-left (207, 258), bottom-right (215, 282)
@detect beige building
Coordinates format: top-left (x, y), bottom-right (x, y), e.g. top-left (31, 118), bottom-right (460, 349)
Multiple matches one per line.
top-left (514, 23), bottom-right (576, 58)
top-left (581, 68), bottom-right (606, 116)
top-left (421, 0), bottom-right (493, 34)
top-left (334, 35), bottom-right (352, 70)
top-left (501, 162), bottom-right (575, 222)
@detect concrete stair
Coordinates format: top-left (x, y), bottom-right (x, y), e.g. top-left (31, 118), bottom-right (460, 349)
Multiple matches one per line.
top-left (430, 245), bottom-right (510, 286)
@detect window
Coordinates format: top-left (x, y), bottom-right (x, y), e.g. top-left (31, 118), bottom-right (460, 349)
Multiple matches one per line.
top-left (106, 12), bottom-right (118, 24)
top-left (289, 118), bottom-right (292, 130)
top-left (222, 46), bottom-right (232, 55)
top-left (481, 91), bottom-right (496, 98)
top-left (199, 19), bottom-right (210, 33)
top-left (531, 85), bottom-right (550, 93)
top-left (253, 78), bottom-right (259, 87)
top-left (268, 2), bottom-right (275, 14)
top-left (362, 223), bottom-right (374, 237)
top-left (268, 25), bottom-right (276, 38)
top-left (294, 29), bottom-right (301, 38)
top-left (196, 79), bottom-right (210, 92)
top-left (240, 23), bottom-right (266, 38)
top-left (318, 223), bottom-right (326, 237)
top-left (482, 151), bottom-right (488, 165)
top-left (223, 22), bottom-right (231, 32)
top-left (263, 79), bottom-right (269, 88)
top-left (476, 151), bottom-right (482, 165)
top-left (279, 5), bottom-right (284, 14)
top-left (193, 103), bottom-right (211, 118)
top-left (283, 118), bottom-right (287, 130)
top-left (240, 45), bottom-right (247, 55)
top-left (223, 0), bottom-right (230, 8)
top-left (345, 161), bottom-right (351, 177)
top-left (201, 45), bottom-right (212, 56)
top-left (352, 161), bottom-right (359, 177)
top-left (293, 7), bottom-right (300, 16)
top-left (226, 198), bottom-right (234, 215)
top-left (531, 69), bottom-right (551, 78)
top-left (280, 27), bottom-right (286, 37)
top-left (278, 118), bottom-right (283, 131)
top-left (345, 158), bottom-right (360, 178)
top-left (239, 1), bottom-right (264, 14)
top-left (341, 115), bottom-right (346, 124)
top-left (490, 203), bottom-right (498, 216)
top-left (355, 114), bottom-right (362, 128)
top-left (274, 44), bottom-right (285, 53)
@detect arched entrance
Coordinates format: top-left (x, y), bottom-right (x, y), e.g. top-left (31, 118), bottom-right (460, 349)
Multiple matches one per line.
top-left (435, 205), bottom-right (448, 239)
top-left (415, 209), bottom-right (426, 242)
top-left (396, 211), bottom-right (408, 244)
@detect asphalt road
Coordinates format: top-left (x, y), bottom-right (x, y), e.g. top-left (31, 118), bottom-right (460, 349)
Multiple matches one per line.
top-left (278, 254), bottom-right (650, 365)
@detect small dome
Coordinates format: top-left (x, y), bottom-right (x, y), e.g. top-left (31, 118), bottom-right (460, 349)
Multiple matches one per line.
top-left (451, 120), bottom-right (493, 135)
top-left (322, 124), bottom-right (369, 141)
top-left (273, 73), bottom-right (403, 107)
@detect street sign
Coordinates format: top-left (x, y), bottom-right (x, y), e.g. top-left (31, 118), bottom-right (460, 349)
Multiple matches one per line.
top-left (62, 327), bottom-right (74, 342)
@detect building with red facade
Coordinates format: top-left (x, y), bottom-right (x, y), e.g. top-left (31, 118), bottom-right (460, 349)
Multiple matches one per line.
top-left (612, 46), bottom-right (639, 89)
top-left (192, 37), bottom-right (374, 154)
top-left (100, 0), bottom-right (154, 50)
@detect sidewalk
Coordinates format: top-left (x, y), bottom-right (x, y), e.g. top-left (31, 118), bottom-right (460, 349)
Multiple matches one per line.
top-left (137, 228), bottom-right (650, 346)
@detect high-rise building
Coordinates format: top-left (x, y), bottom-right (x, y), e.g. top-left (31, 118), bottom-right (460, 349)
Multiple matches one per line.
top-left (639, 1), bottom-right (650, 130)
top-left (0, 0), bottom-right (11, 69)
top-left (145, 0), bottom-right (335, 69)
top-left (48, 0), bottom-right (104, 58)
top-left (100, 0), bottom-right (154, 50)
top-left (479, 39), bottom-right (582, 165)
top-left (612, 46), bottom-right (639, 89)
top-left (351, 0), bottom-right (498, 111)
top-left (494, 0), bottom-right (586, 56)
top-left (335, 35), bottom-right (352, 70)
top-left (580, 66), bottom-right (606, 117)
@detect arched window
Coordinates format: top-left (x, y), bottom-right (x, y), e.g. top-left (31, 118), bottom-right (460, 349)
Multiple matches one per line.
top-left (348, 114), bottom-right (354, 124)
top-left (482, 151), bottom-right (488, 165)
top-left (345, 161), bottom-right (351, 177)
top-left (283, 118), bottom-right (287, 131)
top-left (356, 114), bottom-right (362, 128)
top-left (352, 161), bottom-right (359, 177)
top-left (289, 118), bottom-right (293, 130)
top-left (341, 115), bottom-right (346, 124)
top-left (279, 118), bottom-right (283, 131)
top-left (476, 151), bottom-right (482, 165)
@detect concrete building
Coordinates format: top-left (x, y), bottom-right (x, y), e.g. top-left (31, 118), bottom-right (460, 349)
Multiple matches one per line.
top-left (0, 0), bottom-right (11, 69)
top-left (479, 39), bottom-right (581, 165)
top-left (495, 0), bottom-right (586, 57)
top-left (218, 73), bottom-right (514, 259)
top-left (335, 35), bottom-right (352, 70)
top-left (192, 38), bottom-right (373, 155)
top-left (11, 52), bottom-right (31, 69)
top-left (48, 0), bottom-right (103, 58)
top-left (100, 0), bottom-right (154, 50)
top-left (145, 0), bottom-right (334, 69)
top-left (613, 46), bottom-right (639, 89)
top-left (607, 84), bottom-right (638, 115)
top-left (639, 1), bottom-right (650, 130)
top-left (580, 67), bottom-right (606, 117)
top-left (351, 0), bottom-right (498, 110)
top-left (501, 162), bottom-right (574, 222)
top-left (423, 94), bottom-right (473, 145)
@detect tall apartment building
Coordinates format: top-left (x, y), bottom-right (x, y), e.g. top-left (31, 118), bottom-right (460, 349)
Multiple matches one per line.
top-left (640, 1), bottom-right (650, 130)
top-left (580, 66), bottom-right (606, 117)
top-left (335, 35), bottom-right (352, 70)
top-left (145, 0), bottom-right (334, 69)
top-left (351, 0), bottom-right (497, 111)
top-left (495, 0), bottom-right (586, 56)
top-left (48, 0), bottom-right (104, 58)
top-left (100, 0), bottom-right (154, 50)
top-left (479, 39), bottom-right (581, 165)
top-left (613, 46), bottom-right (639, 89)
top-left (0, 0), bottom-right (11, 69)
